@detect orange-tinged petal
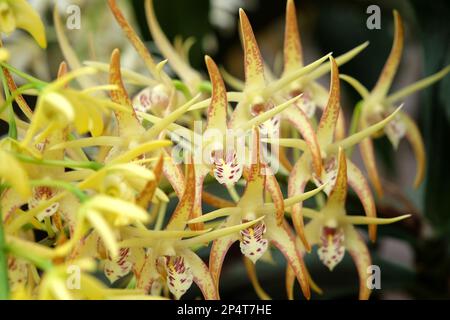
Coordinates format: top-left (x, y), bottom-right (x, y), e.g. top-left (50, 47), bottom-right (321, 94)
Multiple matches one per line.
top-left (108, 0), bottom-right (165, 82)
top-left (344, 225), bottom-right (372, 300)
top-left (189, 169), bottom-right (206, 231)
top-left (136, 155), bottom-right (164, 209)
top-left (347, 159), bottom-right (377, 242)
top-left (265, 166), bottom-right (285, 225)
top-left (180, 248), bottom-right (219, 300)
top-left (400, 113), bottom-right (425, 188)
top-left (325, 148), bottom-right (347, 209)
top-left (285, 106), bottom-right (322, 176)
top-left (109, 49), bottom-right (143, 136)
top-left (317, 57), bottom-right (340, 149)
top-left (202, 191), bottom-right (236, 209)
top-left (162, 149), bottom-right (185, 198)
top-left (283, 0), bottom-right (303, 71)
top-left (3, 67), bottom-right (33, 120)
top-left (372, 10), bottom-right (404, 99)
top-left (287, 155), bottom-right (312, 251)
top-left (166, 162), bottom-right (196, 231)
top-left (239, 9), bottom-right (265, 89)
top-left (265, 216), bottom-right (310, 299)
top-left (359, 135), bottom-right (384, 197)
top-left (209, 216), bottom-right (239, 292)
top-left (205, 55), bottom-right (228, 134)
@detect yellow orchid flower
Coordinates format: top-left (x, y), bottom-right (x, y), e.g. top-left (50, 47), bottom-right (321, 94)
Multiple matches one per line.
top-left (285, 148), bottom-right (410, 300)
top-left (341, 11), bottom-right (450, 197)
top-left (265, 56), bottom-right (403, 248)
top-left (189, 129), bottom-right (326, 299)
top-left (0, 0), bottom-right (46, 48)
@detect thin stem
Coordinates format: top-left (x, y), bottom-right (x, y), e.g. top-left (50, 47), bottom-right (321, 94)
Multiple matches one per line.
top-left (14, 153), bottom-right (104, 171)
top-left (0, 62), bottom-right (48, 88)
top-left (0, 204), bottom-right (10, 300)
top-left (0, 67), bottom-right (17, 139)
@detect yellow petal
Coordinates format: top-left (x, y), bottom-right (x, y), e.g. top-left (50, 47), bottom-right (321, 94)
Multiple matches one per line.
top-left (239, 9), bottom-right (265, 89)
top-left (317, 56), bottom-right (340, 149)
top-left (283, 0), bottom-right (303, 71)
top-left (347, 159), bottom-right (378, 242)
top-left (205, 55), bottom-right (228, 134)
top-left (11, 0), bottom-right (47, 48)
top-left (166, 162), bottom-right (196, 231)
top-left (179, 248), bottom-right (219, 300)
top-left (372, 10), bottom-right (404, 99)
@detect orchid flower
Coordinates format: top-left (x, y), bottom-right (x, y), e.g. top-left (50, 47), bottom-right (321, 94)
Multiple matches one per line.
top-left (188, 129), bottom-right (327, 299)
top-left (341, 10), bottom-right (450, 197)
top-left (267, 56), bottom-right (403, 249)
top-left (82, 162), bottom-right (264, 300)
top-left (285, 148), bottom-right (410, 300)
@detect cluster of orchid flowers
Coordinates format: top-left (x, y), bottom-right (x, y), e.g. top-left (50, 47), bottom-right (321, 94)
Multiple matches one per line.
top-left (0, 0), bottom-right (448, 300)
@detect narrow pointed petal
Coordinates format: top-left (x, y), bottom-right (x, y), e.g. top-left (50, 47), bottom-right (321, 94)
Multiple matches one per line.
top-left (284, 106), bottom-right (322, 175)
top-left (162, 150), bottom-right (185, 198)
top-left (317, 57), bottom-right (340, 149)
top-left (243, 257), bottom-right (271, 300)
top-left (183, 216), bottom-right (265, 247)
top-left (166, 163), bottom-right (196, 231)
top-left (188, 207), bottom-right (241, 224)
top-left (108, 0), bottom-right (165, 82)
top-left (239, 9), bottom-right (265, 89)
top-left (287, 155), bottom-right (311, 250)
top-left (136, 155), bottom-right (164, 209)
top-left (190, 170), bottom-right (206, 231)
top-left (145, 0), bottom-right (201, 86)
top-left (265, 167), bottom-right (285, 225)
top-left (372, 10), bottom-right (404, 99)
top-left (343, 214), bottom-right (410, 225)
top-left (344, 225), bottom-right (372, 300)
top-left (400, 113), bottom-right (425, 188)
top-left (12, 0), bottom-right (47, 48)
top-left (347, 159), bottom-right (377, 242)
top-left (386, 65), bottom-right (450, 104)
top-left (326, 148), bottom-right (347, 209)
top-left (205, 56), bottom-right (228, 134)
top-left (339, 74), bottom-right (370, 99)
top-left (265, 217), bottom-right (310, 299)
top-left (180, 248), bottom-right (219, 300)
top-left (307, 42), bottom-right (369, 81)
top-left (359, 134), bottom-right (384, 197)
top-left (328, 105), bottom-right (403, 153)
top-left (283, 0), bottom-right (303, 71)
top-left (109, 49), bottom-right (143, 136)
top-left (208, 217), bottom-right (240, 291)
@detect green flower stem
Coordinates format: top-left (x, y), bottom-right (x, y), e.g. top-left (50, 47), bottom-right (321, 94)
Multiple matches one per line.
top-left (0, 62), bottom-right (48, 89)
top-left (30, 179), bottom-right (88, 202)
top-left (0, 204), bottom-right (10, 300)
top-left (197, 81), bottom-right (212, 94)
top-left (346, 101), bottom-right (363, 157)
top-left (0, 82), bottom-right (38, 115)
top-left (0, 67), bottom-right (17, 139)
top-left (14, 153), bottom-right (104, 171)
top-left (172, 80), bottom-right (192, 100)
